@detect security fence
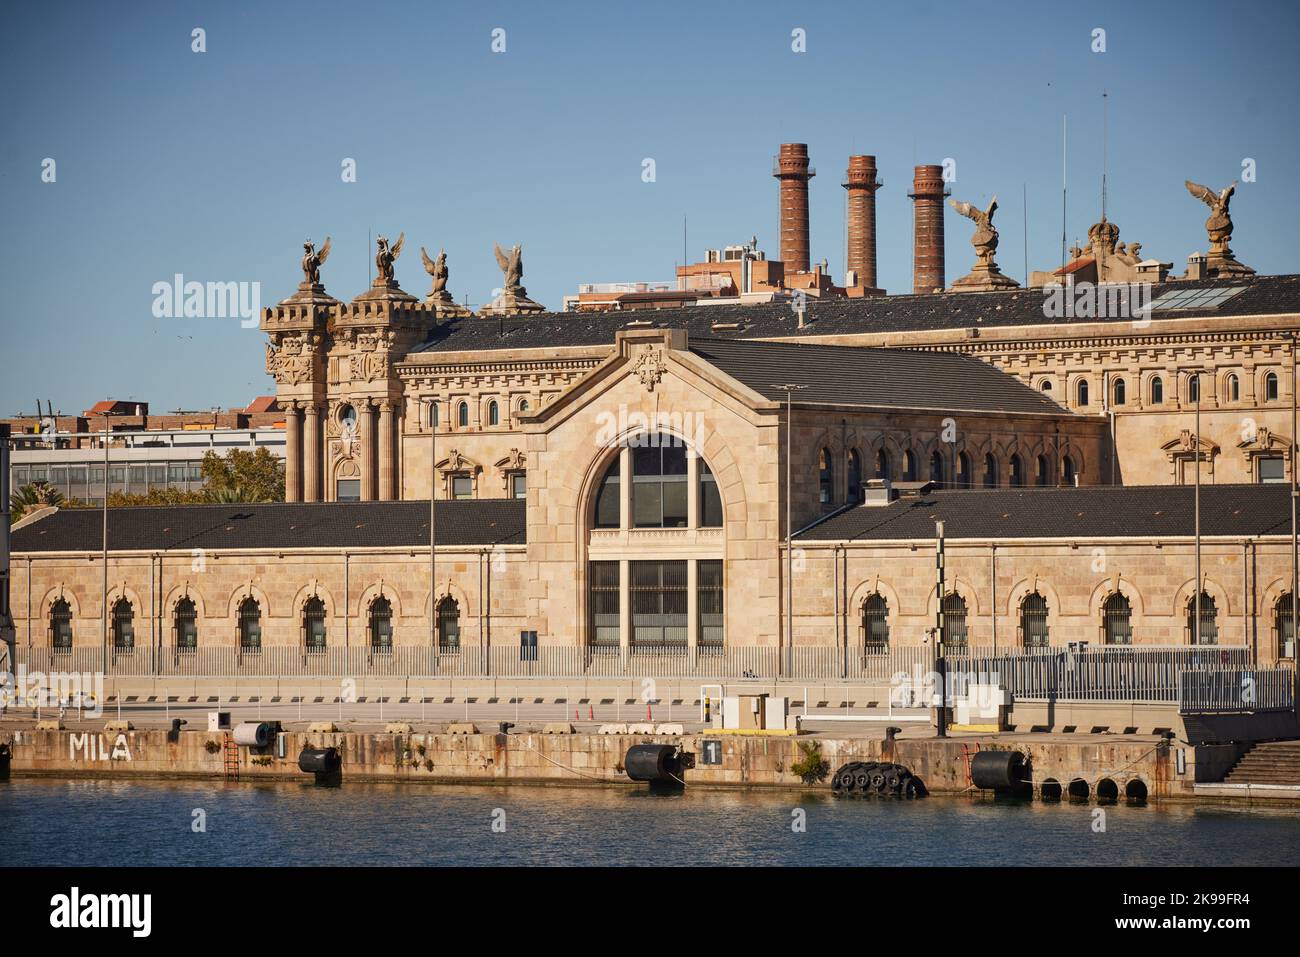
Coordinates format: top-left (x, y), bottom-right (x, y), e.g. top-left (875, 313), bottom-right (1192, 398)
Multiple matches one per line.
top-left (1178, 668), bottom-right (1296, 714)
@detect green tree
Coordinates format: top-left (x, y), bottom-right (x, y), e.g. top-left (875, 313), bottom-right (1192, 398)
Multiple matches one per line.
top-left (199, 448), bottom-right (285, 503)
top-left (10, 481), bottom-right (64, 522)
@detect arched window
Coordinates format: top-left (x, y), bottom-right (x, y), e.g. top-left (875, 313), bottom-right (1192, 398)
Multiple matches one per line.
top-left (111, 598), bottom-right (134, 650)
top-left (238, 597), bottom-right (261, 650)
top-left (593, 458), bottom-right (620, 529)
top-left (1277, 593), bottom-right (1295, 658)
top-left (426, 401), bottom-right (439, 428)
top-left (340, 404), bottom-right (357, 432)
top-left (370, 596), bottom-right (393, 652)
top-left (956, 452), bottom-right (972, 490)
top-left (1188, 591), bottom-right (1218, 645)
top-left (1188, 373), bottom-right (1201, 403)
top-left (983, 452), bottom-right (998, 488)
top-left (698, 459), bottom-right (722, 527)
top-left (303, 596), bottom-right (327, 652)
top-left (1040, 380), bottom-right (1053, 392)
top-left (846, 449), bottom-right (862, 504)
top-left (929, 450), bottom-right (945, 486)
top-left (1020, 592), bottom-right (1049, 648)
top-left (1265, 371), bottom-right (1279, 401)
top-left (1227, 374), bottom-right (1240, 402)
top-left (457, 401), bottom-right (469, 427)
top-left (863, 593), bottom-right (889, 649)
top-left (1077, 379), bottom-right (1089, 406)
top-left (875, 447), bottom-right (890, 480)
top-left (633, 441), bottom-right (688, 528)
top-left (1036, 454), bottom-right (1050, 486)
top-left (941, 593), bottom-right (968, 648)
top-left (902, 450), bottom-right (917, 482)
top-left (1009, 453), bottom-right (1024, 487)
top-left (818, 448), bottom-right (833, 505)
top-left (1103, 592), bottom-right (1132, 645)
top-left (1113, 378), bottom-right (1126, 406)
top-left (519, 398), bottom-right (530, 412)
top-left (175, 597), bottom-right (198, 650)
top-left (437, 596), bottom-right (461, 652)
top-left (1062, 455), bottom-right (1077, 486)
top-left (488, 400), bottom-right (500, 426)
top-left (1151, 376), bottom-right (1164, 404)
top-left (49, 598), bottom-right (73, 652)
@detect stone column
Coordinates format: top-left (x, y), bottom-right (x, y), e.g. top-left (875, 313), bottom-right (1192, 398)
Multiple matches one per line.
top-left (619, 558), bottom-right (631, 651)
top-left (303, 403), bottom-right (321, 502)
top-left (378, 401), bottom-right (396, 501)
top-left (359, 401), bottom-right (376, 501)
top-left (285, 402), bottom-right (302, 503)
top-left (619, 446), bottom-right (632, 529)
top-left (687, 558), bottom-right (699, 650)
top-left (687, 449), bottom-right (700, 529)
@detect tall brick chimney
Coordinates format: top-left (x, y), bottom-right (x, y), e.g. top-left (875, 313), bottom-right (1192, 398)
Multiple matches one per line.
top-left (843, 155), bottom-right (882, 290)
top-left (909, 164), bottom-right (947, 294)
top-left (773, 143), bottom-right (814, 273)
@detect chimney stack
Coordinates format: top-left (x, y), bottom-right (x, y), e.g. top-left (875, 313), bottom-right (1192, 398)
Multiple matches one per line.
top-left (773, 143), bottom-right (815, 273)
top-left (843, 155), bottom-right (882, 290)
top-left (909, 164), bottom-right (947, 294)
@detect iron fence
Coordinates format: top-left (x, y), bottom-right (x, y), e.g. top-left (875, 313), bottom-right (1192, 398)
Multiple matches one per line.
top-left (1178, 669), bottom-right (1296, 714)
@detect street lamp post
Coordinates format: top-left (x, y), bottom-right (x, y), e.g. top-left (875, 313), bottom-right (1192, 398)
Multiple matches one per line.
top-left (100, 411), bottom-right (113, 674)
top-left (429, 400), bottom-right (437, 655)
top-left (1290, 332), bottom-right (1298, 660)
top-left (773, 383), bottom-right (805, 679)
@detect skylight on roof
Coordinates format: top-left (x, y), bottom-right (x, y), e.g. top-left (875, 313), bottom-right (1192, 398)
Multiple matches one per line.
top-left (1149, 285), bottom-right (1247, 313)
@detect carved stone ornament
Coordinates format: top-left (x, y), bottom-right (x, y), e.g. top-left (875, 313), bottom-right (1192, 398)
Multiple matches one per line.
top-left (634, 348), bottom-right (667, 392)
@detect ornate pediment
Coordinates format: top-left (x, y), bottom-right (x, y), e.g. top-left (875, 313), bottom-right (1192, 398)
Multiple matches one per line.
top-left (1237, 426), bottom-right (1291, 453)
top-left (1161, 429), bottom-right (1219, 460)
top-left (435, 448), bottom-right (481, 474)
top-left (494, 448), bottom-right (526, 472)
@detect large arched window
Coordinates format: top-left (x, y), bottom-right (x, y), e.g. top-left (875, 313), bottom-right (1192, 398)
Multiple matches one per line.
top-left (111, 598), bottom-right (134, 650)
top-left (593, 458), bottom-right (620, 529)
top-left (1188, 591), bottom-right (1218, 645)
top-left (955, 452), bottom-right (972, 490)
top-left (818, 448), bottom-right (833, 505)
top-left (488, 400), bottom-right (500, 426)
top-left (1103, 592), bottom-right (1132, 645)
top-left (1009, 454), bottom-right (1024, 487)
top-left (1020, 592), bottom-right (1049, 648)
top-left (983, 452), bottom-right (998, 488)
top-left (1265, 371), bottom-right (1280, 401)
top-left (1151, 375), bottom-right (1164, 404)
top-left (238, 597), bottom-right (261, 650)
top-left (875, 448), bottom-right (890, 481)
top-left (437, 596), bottom-right (461, 652)
top-left (1113, 378), bottom-right (1127, 406)
top-left (941, 593), bottom-right (968, 648)
top-left (1077, 379), bottom-right (1089, 406)
top-left (370, 596), bottom-right (393, 652)
top-left (1035, 454), bottom-right (1050, 486)
top-left (846, 449), bottom-right (862, 504)
top-left (902, 450), bottom-right (917, 482)
top-left (634, 442), bottom-right (688, 528)
top-left (929, 450), bottom-right (945, 486)
top-left (863, 593), bottom-right (889, 649)
top-left (49, 598), bottom-right (73, 652)
top-left (1277, 593), bottom-right (1295, 658)
top-left (303, 596), bottom-right (327, 652)
top-left (175, 597), bottom-right (198, 650)
top-left (457, 401), bottom-right (469, 427)
top-left (698, 459), bottom-right (723, 527)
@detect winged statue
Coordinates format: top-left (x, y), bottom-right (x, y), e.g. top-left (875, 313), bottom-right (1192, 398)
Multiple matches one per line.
top-left (949, 195), bottom-right (1000, 264)
top-left (301, 236), bottom-right (331, 286)
top-left (494, 242), bottom-right (524, 294)
top-left (375, 232), bottom-right (405, 284)
top-left (421, 246), bottom-right (449, 295)
top-left (1185, 180), bottom-right (1236, 243)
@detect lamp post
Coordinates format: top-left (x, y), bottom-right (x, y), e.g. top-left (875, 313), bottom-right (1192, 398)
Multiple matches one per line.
top-left (935, 519), bottom-right (947, 738)
top-left (773, 383), bottom-right (805, 679)
top-left (100, 411), bottom-right (113, 674)
top-left (1193, 371), bottom-right (1202, 648)
top-left (1290, 332), bottom-right (1298, 660)
top-left (428, 400), bottom-right (437, 654)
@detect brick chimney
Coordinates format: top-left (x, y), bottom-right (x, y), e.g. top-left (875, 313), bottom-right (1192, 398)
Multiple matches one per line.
top-left (909, 164), bottom-right (947, 294)
top-left (773, 143), bottom-right (814, 273)
top-left (843, 155), bottom-right (882, 290)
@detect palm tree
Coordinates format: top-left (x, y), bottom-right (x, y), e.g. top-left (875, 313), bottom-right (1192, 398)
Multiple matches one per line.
top-left (11, 481), bottom-right (64, 522)
top-left (205, 484), bottom-right (272, 504)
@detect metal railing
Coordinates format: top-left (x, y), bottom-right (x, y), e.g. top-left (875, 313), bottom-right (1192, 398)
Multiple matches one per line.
top-left (1178, 669), bottom-right (1296, 714)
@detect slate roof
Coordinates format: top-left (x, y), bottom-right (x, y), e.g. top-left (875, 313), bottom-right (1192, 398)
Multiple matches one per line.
top-left (687, 338), bottom-right (1063, 414)
top-left (795, 484), bottom-right (1293, 542)
top-left (408, 274), bottom-right (1300, 356)
top-left (11, 499), bottom-right (526, 553)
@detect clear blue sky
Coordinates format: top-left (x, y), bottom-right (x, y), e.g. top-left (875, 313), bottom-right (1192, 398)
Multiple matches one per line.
top-left (2, 0), bottom-right (1297, 415)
